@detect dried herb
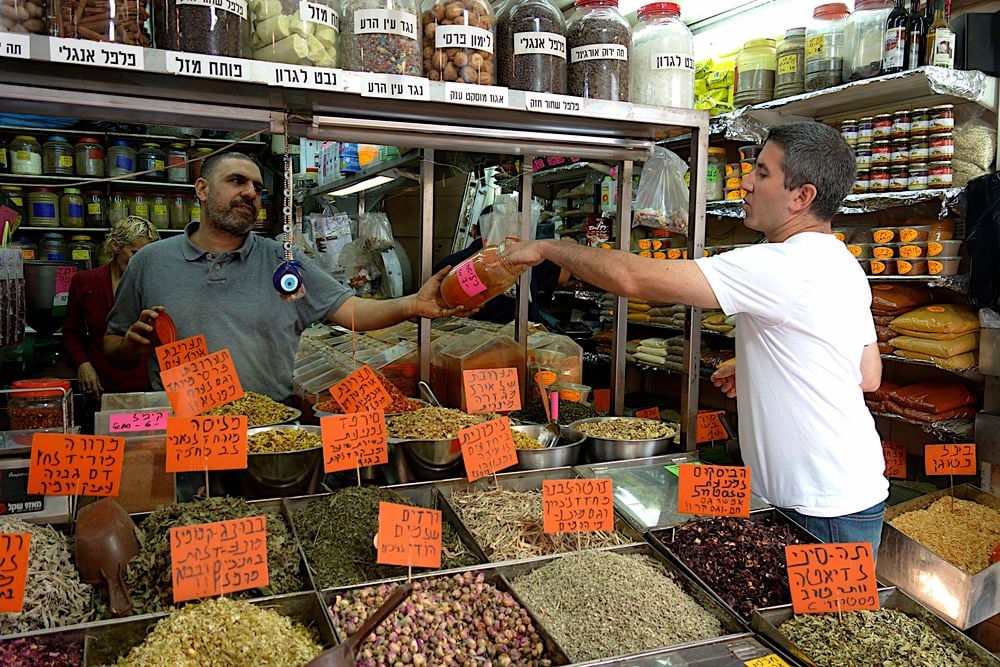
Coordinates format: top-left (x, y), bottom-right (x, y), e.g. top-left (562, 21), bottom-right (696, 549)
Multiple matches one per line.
top-left (247, 429), bottom-right (322, 454)
top-left (889, 496), bottom-right (1000, 574)
top-left (122, 497), bottom-right (302, 615)
top-left (0, 517), bottom-right (93, 634)
top-left (292, 487), bottom-right (480, 589)
top-left (511, 550), bottom-right (722, 662)
top-left (664, 516), bottom-right (809, 619)
top-left (385, 407), bottom-right (483, 440)
top-left (205, 392), bottom-right (297, 427)
top-left (779, 608), bottom-right (989, 667)
top-left (510, 398), bottom-right (595, 425)
top-left (0, 635), bottom-right (82, 666)
top-left (329, 572), bottom-right (553, 667)
top-left (103, 597), bottom-right (323, 667)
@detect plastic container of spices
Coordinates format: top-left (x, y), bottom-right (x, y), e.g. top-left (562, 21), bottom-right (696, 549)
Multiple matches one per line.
top-left (706, 147), bottom-right (727, 201)
top-left (870, 167), bottom-right (890, 192)
top-left (107, 140), bottom-right (136, 178)
top-left (871, 140), bottom-right (891, 166)
top-left (565, 0), bottom-right (630, 101)
top-left (890, 138), bottom-right (909, 165)
top-left (872, 113), bottom-right (893, 140)
top-left (888, 165), bottom-right (909, 191)
top-left (0, 0), bottom-right (47, 34)
top-left (908, 162), bottom-right (928, 190)
top-left (166, 143), bottom-right (190, 184)
top-left (341, 0), bottom-right (421, 75)
top-left (69, 234), bottom-right (96, 271)
top-left (73, 137), bottom-right (105, 177)
top-left (39, 232), bottom-right (67, 261)
top-left (52, 0), bottom-right (151, 45)
top-left (137, 143), bottom-right (166, 181)
top-left (27, 188), bottom-right (60, 227)
top-left (842, 0), bottom-right (892, 82)
top-left (154, 0), bottom-right (250, 58)
top-left (629, 2), bottom-right (694, 108)
top-left (169, 194), bottom-right (188, 229)
top-left (774, 27), bottom-right (805, 98)
top-left (422, 0), bottom-right (496, 86)
top-left (734, 38), bottom-right (776, 107)
top-left (149, 193), bottom-right (170, 229)
top-left (804, 3), bottom-right (849, 92)
top-left (911, 107), bottom-right (931, 132)
top-left (7, 379), bottom-right (74, 431)
top-left (84, 190), bottom-right (106, 227)
top-left (43, 135), bottom-right (74, 176)
top-left (930, 104), bottom-right (954, 133)
top-left (130, 192), bottom-right (149, 219)
top-left (891, 110), bottom-right (911, 139)
top-left (498, 0), bottom-right (567, 93)
top-left (253, 0), bottom-right (339, 67)
top-left (10, 135), bottom-right (42, 175)
top-left (858, 116), bottom-right (874, 143)
top-left (108, 193), bottom-right (129, 224)
top-left (928, 133), bottom-right (954, 159)
top-left (855, 143), bottom-right (872, 169)
top-left (439, 238), bottom-right (527, 309)
top-left (927, 160), bottom-right (952, 187)
top-left (60, 188), bottom-right (85, 228)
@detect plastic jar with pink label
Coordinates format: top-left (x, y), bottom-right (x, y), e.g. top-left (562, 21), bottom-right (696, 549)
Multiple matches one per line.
top-left (440, 238), bottom-right (527, 309)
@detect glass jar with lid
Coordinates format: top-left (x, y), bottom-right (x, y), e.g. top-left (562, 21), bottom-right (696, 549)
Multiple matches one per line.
top-left (630, 2), bottom-right (694, 108)
top-left (498, 0), bottom-right (566, 93)
top-left (84, 190), bottom-right (106, 227)
top-left (75, 137), bottom-right (106, 177)
top-left (166, 143), bottom-right (190, 184)
top-left (13, 234), bottom-right (38, 261)
top-left (154, 0), bottom-right (250, 58)
top-left (150, 193), bottom-right (170, 229)
top-left (39, 232), bottom-right (67, 261)
top-left (775, 27), bottom-right (806, 98)
top-left (706, 147), bottom-right (727, 201)
top-left (804, 3), bottom-right (850, 92)
top-left (190, 147), bottom-right (214, 181)
top-left (565, 0), bottom-right (630, 100)
top-left (107, 140), bottom-right (137, 178)
top-left (130, 192), bottom-right (149, 219)
top-left (254, 0), bottom-right (338, 66)
top-left (843, 0), bottom-right (892, 82)
top-left (51, 0), bottom-right (151, 46)
top-left (11, 135), bottom-right (42, 175)
top-left (422, 0), bottom-right (496, 86)
top-left (60, 188), bottom-right (85, 228)
top-left (341, 0), bottom-right (421, 74)
top-left (734, 38), bottom-right (776, 107)
top-left (69, 234), bottom-right (97, 270)
top-left (27, 188), bottom-right (60, 227)
top-left (1, 185), bottom-right (24, 209)
top-left (43, 135), bottom-right (74, 176)
top-left (8, 379), bottom-right (74, 430)
top-left (108, 192), bottom-right (130, 224)
top-left (169, 194), bottom-right (189, 229)
top-left (137, 143), bottom-right (166, 181)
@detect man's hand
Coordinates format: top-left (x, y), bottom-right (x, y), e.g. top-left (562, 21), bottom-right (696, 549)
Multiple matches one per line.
top-left (711, 363), bottom-right (737, 399)
top-left (500, 240), bottom-right (548, 268)
top-left (123, 306), bottom-right (165, 355)
top-left (77, 362), bottom-right (103, 398)
top-left (412, 266), bottom-right (476, 319)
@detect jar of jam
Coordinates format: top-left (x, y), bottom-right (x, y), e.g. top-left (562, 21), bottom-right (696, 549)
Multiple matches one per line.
top-left (872, 113), bottom-right (893, 140)
top-left (858, 116), bottom-right (874, 143)
top-left (870, 167), bottom-right (890, 192)
top-left (908, 162), bottom-right (928, 190)
top-left (928, 160), bottom-right (953, 187)
top-left (8, 379), bottom-right (74, 430)
top-left (853, 169), bottom-right (870, 194)
top-left (909, 135), bottom-right (930, 162)
top-left (928, 134), bottom-right (954, 160)
top-left (889, 165), bottom-right (909, 192)
top-left (871, 140), bottom-right (891, 166)
top-left (911, 107), bottom-right (931, 132)
top-left (84, 190), bottom-right (106, 226)
top-left (840, 119), bottom-right (858, 146)
top-left (891, 110), bottom-right (911, 139)
top-left (855, 144), bottom-right (872, 169)
top-left (930, 104), bottom-right (954, 133)
top-left (890, 138), bottom-right (909, 165)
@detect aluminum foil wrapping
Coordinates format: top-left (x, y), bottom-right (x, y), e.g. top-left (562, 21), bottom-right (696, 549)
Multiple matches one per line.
top-left (924, 66), bottom-right (990, 101)
top-left (707, 188), bottom-right (964, 219)
top-left (723, 107), bottom-right (768, 144)
top-left (873, 412), bottom-right (976, 441)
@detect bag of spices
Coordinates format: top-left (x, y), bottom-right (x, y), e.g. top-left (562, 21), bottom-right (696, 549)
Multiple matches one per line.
top-left (633, 146), bottom-right (688, 234)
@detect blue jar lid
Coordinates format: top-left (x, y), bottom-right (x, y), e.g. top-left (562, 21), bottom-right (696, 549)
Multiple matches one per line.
top-left (111, 139), bottom-right (132, 147)
top-left (47, 135), bottom-right (68, 142)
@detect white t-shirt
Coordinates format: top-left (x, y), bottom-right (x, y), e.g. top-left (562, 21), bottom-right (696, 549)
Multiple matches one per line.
top-left (696, 233), bottom-right (889, 517)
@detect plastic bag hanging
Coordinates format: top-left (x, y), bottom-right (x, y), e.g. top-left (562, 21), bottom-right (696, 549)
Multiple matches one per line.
top-left (633, 146), bottom-right (689, 234)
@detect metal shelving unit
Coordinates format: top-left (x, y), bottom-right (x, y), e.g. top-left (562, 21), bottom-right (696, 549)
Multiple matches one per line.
top-left (706, 188), bottom-right (965, 219)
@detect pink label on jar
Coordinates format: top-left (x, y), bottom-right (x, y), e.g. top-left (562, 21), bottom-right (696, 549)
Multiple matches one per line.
top-left (109, 411), bottom-right (169, 433)
top-left (456, 260), bottom-right (487, 297)
top-left (55, 266), bottom-right (75, 294)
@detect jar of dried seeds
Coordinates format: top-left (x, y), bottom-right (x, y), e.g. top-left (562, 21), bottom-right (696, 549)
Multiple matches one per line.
top-left (421, 0), bottom-right (496, 85)
top-left (154, 0), bottom-right (250, 58)
top-left (497, 0), bottom-right (567, 93)
top-left (566, 0), bottom-right (629, 101)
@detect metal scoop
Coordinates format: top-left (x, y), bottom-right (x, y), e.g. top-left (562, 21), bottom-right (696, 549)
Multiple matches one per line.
top-left (418, 381), bottom-right (442, 408)
top-left (306, 582), bottom-right (413, 667)
top-left (535, 380), bottom-right (561, 448)
top-left (75, 498), bottom-right (139, 617)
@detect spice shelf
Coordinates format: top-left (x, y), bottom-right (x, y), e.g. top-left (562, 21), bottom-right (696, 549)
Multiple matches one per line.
top-left (868, 274), bottom-right (969, 294)
top-left (0, 173), bottom-right (194, 191)
top-left (881, 354), bottom-right (983, 383)
top-left (0, 125), bottom-right (265, 148)
top-left (706, 188), bottom-right (964, 219)
top-left (18, 227), bottom-right (116, 233)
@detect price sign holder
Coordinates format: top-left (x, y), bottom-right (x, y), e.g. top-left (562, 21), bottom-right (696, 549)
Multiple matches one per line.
top-left (160, 348), bottom-right (244, 417)
top-left (28, 433), bottom-right (125, 501)
top-left (925, 443), bottom-right (977, 502)
top-left (169, 516), bottom-right (268, 603)
top-left (542, 478), bottom-right (614, 545)
top-left (329, 365), bottom-right (392, 414)
top-left (376, 502), bottom-right (442, 576)
top-left (785, 543), bottom-right (879, 615)
top-left (462, 368), bottom-right (521, 414)
top-left (696, 410), bottom-right (730, 443)
top-left (156, 334), bottom-right (208, 372)
top-left (320, 410), bottom-right (388, 485)
top-left (0, 533), bottom-right (31, 613)
top-left (457, 417), bottom-right (518, 484)
top-left (635, 406), bottom-right (660, 420)
top-left (165, 415), bottom-right (248, 498)
top-left (676, 464), bottom-right (751, 518)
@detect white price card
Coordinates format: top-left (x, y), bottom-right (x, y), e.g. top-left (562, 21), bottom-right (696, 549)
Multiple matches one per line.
top-left (265, 63), bottom-right (351, 92)
top-left (523, 92), bottom-right (586, 116)
top-left (0, 33), bottom-right (29, 60)
top-left (49, 38), bottom-right (144, 71)
top-left (166, 51), bottom-right (262, 83)
top-left (444, 82), bottom-right (508, 109)
top-left (177, 0), bottom-right (248, 20)
top-left (360, 73), bottom-right (429, 101)
top-left (300, 0), bottom-right (340, 31)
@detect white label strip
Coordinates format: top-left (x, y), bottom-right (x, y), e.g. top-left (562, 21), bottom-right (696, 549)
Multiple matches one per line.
top-left (265, 62), bottom-right (351, 92)
top-left (570, 43), bottom-right (627, 64)
top-left (49, 38), bottom-right (144, 70)
top-left (0, 33), bottom-right (30, 60)
top-left (444, 82), bottom-right (508, 108)
top-left (176, 0), bottom-right (248, 20)
top-left (165, 50), bottom-right (262, 82)
top-left (300, 0), bottom-right (340, 31)
top-left (353, 9), bottom-right (418, 41)
top-left (513, 32), bottom-right (566, 59)
top-left (360, 73), bottom-right (429, 101)
top-left (651, 52), bottom-right (695, 71)
top-left (435, 25), bottom-right (494, 54)
top-left (523, 91), bottom-right (585, 115)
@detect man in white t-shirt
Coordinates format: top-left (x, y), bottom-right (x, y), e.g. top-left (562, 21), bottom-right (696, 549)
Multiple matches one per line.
top-left (504, 122), bottom-right (888, 554)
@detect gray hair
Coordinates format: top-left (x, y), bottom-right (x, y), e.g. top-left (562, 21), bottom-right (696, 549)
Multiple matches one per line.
top-left (104, 216), bottom-right (160, 255)
top-left (764, 122), bottom-right (856, 221)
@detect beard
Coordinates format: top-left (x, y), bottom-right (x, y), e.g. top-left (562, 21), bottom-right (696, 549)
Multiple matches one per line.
top-left (205, 196), bottom-right (258, 235)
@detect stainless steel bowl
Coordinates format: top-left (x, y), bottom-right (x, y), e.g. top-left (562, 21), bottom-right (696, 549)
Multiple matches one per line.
top-left (232, 425), bottom-right (324, 498)
top-left (512, 425), bottom-right (586, 470)
top-left (389, 437), bottom-right (463, 468)
top-left (569, 417), bottom-right (679, 463)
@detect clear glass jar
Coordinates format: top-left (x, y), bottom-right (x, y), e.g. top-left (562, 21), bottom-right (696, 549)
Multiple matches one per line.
top-left (7, 379), bottom-right (74, 430)
top-left (52, 0), bottom-right (151, 44)
top-left (498, 0), bottom-right (567, 93)
top-left (69, 234), bottom-right (96, 271)
top-left (108, 193), bottom-right (130, 224)
top-left (60, 187), bottom-right (85, 228)
top-left (843, 0), bottom-right (892, 81)
top-left (629, 2), bottom-right (694, 108)
top-left (775, 27), bottom-right (806, 99)
top-left (439, 238), bottom-right (528, 309)
top-left (565, 0), bottom-right (629, 100)
top-left (341, 0), bottom-right (421, 74)
top-left (734, 37), bottom-right (776, 107)
top-left (190, 147), bottom-right (213, 181)
top-left (84, 190), bottom-right (106, 227)
top-left (75, 137), bottom-right (105, 178)
top-left (154, 0), bottom-right (250, 58)
top-left (804, 2), bottom-right (850, 92)
top-left (13, 234), bottom-right (37, 261)
top-left (150, 193), bottom-right (170, 229)
top-left (706, 147), bottom-right (727, 201)
top-left (27, 188), bottom-right (59, 227)
top-left (38, 231), bottom-right (67, 261)
top-left (107, 139), bottom-right (136, 178)
top-left (10, 135), bottom-right (42, 175)
top-left (169, 194), bottom-right (188, 229)
top-left (422, 0), bottom-right (496, 85)
top-left (137, 143), bottom-right (166, 181)
top-left (0, 0), bottom-right (47, 34)
top-left (43, 135), bottom-right (74, 176)
top-left (130, 192), bottom-right (149, 219)
top-left (253, 0), bottom-right (338, 66)
top-left (166, 143), bottom-right (190, 184)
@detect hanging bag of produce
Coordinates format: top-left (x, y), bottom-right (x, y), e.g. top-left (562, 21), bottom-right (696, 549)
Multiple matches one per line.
top-left (633, 145), bottom-right (688, 234)
top-left (0, 222), bottom-right (26, 349)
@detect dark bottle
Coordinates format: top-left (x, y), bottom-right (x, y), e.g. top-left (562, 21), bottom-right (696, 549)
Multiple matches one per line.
top-left (906, 0), bottom-right (927, 69)
top-left (883, 0), bottom-right (908, 74)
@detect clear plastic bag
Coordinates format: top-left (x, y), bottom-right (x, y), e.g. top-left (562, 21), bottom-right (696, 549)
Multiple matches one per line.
top-left (338, 239), bottom-right (378, 297)
top-left (633, 146), bottom-right (689, 234)
top-left (359, 212), bottom-right (395, 252)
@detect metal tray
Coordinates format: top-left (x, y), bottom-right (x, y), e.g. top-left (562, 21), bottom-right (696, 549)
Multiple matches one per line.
top-left (569, 635), bottom-right (783, 666)
top-left (751, 587), bottom-right (1000, 667)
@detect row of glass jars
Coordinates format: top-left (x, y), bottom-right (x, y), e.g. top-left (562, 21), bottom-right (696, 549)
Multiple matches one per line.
top-left (12, 186), bottom-right (201, 230)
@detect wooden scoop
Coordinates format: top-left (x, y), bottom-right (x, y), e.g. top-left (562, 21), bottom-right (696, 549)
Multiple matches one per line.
top-left (306, 582), bottom-right (413, 667)
top-left (75, 498), bottom-right (139, 617)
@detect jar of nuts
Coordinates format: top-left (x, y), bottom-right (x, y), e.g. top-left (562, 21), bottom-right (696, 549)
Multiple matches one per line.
top-left (421, 0), bottom-right (495, 85)
top-left (7, 379), bottom-right (73, 431)
top-left (51, 0), bottom-right (151, 45)
top-left (0, 0), bottom-right (46, 34)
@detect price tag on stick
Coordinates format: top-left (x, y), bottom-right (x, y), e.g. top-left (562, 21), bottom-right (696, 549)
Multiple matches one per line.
top-left (462, 368), bottom-right (521, 413)
top-left (321, 410), bottom-right (388, 473)
top-left (696, 410), bottom-right (728, 443)
top-left (0, 533), bottom-right (31, 613)
top-left (925, 443), bottom-right (976, 476)
top-left (635, 407), bottom-right (660, 420)
top-left (156, 334), bottom-right (208, 372)
top-left (161, 348), bottom-right (244, 417)
top-left (376, 502), bottom-right (442, 569)
top-left (458, 417), bottom-right (518, 482)
top-left (165, 416), bottom-right (248, 473)
top-left (542, 478), bottom-right (614, 533)
top-left (677, 464), bottom-right (751, 518)
top-left (329, 365), bottom-right (392, 414)
top-left (109, 410), bottom-right (169, 434)
top-left (170, 516), bottom-right (269, 603)
top-left (28, 433), bottom-right (125, 497)
top-left (785, 543), bottom-right (880, 614)
top-left (881, 440), bottom-right (907, 479)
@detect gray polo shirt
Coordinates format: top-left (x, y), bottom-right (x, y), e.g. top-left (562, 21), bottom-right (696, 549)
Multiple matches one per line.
top-left (107, 223), bottom-right (352, 401)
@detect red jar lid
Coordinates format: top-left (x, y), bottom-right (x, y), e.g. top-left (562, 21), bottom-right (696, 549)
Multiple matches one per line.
top-left (78, 137), bottom-right (101, 144)
top-left (813, 2), bottom-right (849, 18)
top-left (638, 2), bottom-right (681, 19)
top-left (11, 378), bottom-right (72, 399)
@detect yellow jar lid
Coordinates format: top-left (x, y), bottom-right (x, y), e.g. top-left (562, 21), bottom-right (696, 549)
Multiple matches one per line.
top-left (743, 38), bottom-right (776, 49)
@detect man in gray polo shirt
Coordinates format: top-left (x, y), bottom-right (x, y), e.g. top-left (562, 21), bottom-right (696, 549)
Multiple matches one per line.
top-left (104, 152), bottom-right (464, 401)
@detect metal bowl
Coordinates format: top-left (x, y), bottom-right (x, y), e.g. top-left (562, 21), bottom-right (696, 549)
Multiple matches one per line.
top-left (313, 399), bottom-right (429, 420)
top-left (389, 437), bottom-right (462, 468)
top-left (512, 424), bottom-right (586, 470)
top-left (252, 407), bottom-right (301, 427)
top-left (231, 425), bottom-right (324, 498)
top-left (569, 417), bottom-right (679, 463)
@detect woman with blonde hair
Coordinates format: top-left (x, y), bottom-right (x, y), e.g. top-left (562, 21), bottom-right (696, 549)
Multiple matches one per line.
top-left (64, 216), bottom-right (161, 398)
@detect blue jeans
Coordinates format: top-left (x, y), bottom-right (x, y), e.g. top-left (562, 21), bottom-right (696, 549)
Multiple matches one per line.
top-left (782, 501), bottom-right (886, 559)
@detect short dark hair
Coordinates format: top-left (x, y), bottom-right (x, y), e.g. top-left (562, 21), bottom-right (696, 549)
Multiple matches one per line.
top-left (199, 151), bottom-right (260, 183)
top-left (765, 122), bottom-right (856, 220)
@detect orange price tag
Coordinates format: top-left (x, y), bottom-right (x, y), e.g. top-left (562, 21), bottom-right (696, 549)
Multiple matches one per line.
top-left (0, 533), bottom-right (31, 613)
top-left (170, 516), bottom-right (269, 604)
top-left (165, 416), bottom-right (248, 473)
top-left (593, 388), bottom-right (611, 414)
top-left (462, 368), bottom-right (521, 413)
top-left (745, 656), bottom-right (791, 667)
top-left (881, 440), bottom-right (906, 479)
top-left (636, 407), bottom-right (660, 420)
top-left (542, 478), bottom-right (614, 533)
top-left (160, 349), bottom-right (244, 418)
top-left (677, 464), bottom-right (751, 518)
top-left (785, 543), bottom-right (880, 614)
top-left (376, 501), bottom-right (442, 569)
top-left (321, 410), bottom-right (388, 473)
top-left (696, 410), bottom-right (728, 443)
top-left (329, 365), bottom-right (392, 414)
top-left (156, 334), bottom-right (208, 372)
top-left (925, 443), bottom-right (977, 476)
top-left (28, 433), bottom-right (124, 497)
top-left (458, 417), bottom-right (518, 482)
